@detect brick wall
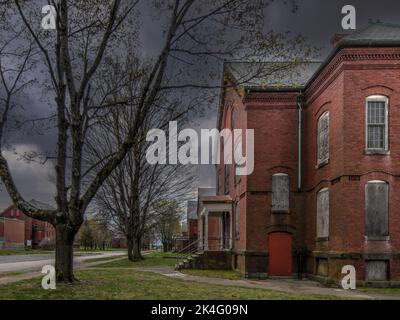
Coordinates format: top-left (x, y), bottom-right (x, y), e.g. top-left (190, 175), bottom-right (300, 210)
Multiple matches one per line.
top-left (218, 46), bottom-right (400, 283)
top-left (3, 218), bottom-right (25, 249)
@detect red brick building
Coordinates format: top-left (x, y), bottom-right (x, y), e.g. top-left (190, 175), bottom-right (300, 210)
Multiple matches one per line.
top-left (0, 217), bottom-right (25, 249)
top-left (197, 22), bottom-right (400, 286)
top-left (0, 203), bottom-right (55, 248)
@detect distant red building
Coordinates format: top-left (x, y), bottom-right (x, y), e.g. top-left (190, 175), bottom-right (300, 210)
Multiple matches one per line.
top-left (0, 217), bottom-right (25, 249)
top-left (111, 237), bottom-right (127, 249)
top-left (0, 204), bottom-right (55, 248)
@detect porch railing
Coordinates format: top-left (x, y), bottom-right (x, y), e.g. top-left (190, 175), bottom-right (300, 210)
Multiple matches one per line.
top-left (175, 239), bottom-right (200, 266)
top-left (198, 236), bottom-right (232, 251)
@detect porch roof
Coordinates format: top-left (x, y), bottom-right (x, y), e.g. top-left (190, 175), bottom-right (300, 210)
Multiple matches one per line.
top-left (200, 195), bottom-right (232, 204)
top-left (199, 195), bottom-right (232, 216)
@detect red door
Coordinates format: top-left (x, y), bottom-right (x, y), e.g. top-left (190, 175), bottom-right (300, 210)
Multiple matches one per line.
top-left (268, 233), bottom-right (292, 276)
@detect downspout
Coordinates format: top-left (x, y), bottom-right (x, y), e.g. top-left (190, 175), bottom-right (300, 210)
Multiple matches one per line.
top-left (297, 93), bottom-right (304, 279)
top-left (297, 94), bottom-right (304, 191)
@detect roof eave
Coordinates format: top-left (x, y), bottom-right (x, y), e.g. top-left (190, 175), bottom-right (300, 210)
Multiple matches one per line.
top-left (304, 41), bottom-right (400, 90)
top-left (244, 86), bottom-right (304, 93)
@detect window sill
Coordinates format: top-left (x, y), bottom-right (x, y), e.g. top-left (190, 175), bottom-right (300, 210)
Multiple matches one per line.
top-left (316, 237), bottom-right (329, 242)
top-left (271, 210), bottom-right (290, 214)
top-left (315, 159), bottom-right (329, 169)
top-left (365, 236), bottom-right (390, 241)
top-left (364, 150), bottom-right (390, 155)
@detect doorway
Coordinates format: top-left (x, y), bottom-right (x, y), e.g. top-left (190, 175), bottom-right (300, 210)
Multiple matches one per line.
top-left (268, 232), bottom-right (292, 276)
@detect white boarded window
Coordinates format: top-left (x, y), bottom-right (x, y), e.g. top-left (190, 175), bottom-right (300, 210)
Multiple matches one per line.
top-left (317, 188), bottom-right (329, 238)
top-left (317, 112), bottom-right (329, 165)
top-left (365, 181), bottom-right (389, 238)
top-left (366, 96), bottom-right (388, 151)
top-left (272, 174), bottom-right (289, 212)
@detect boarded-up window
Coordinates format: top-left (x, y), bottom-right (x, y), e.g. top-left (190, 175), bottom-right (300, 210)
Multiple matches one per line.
top-left (235, 202), bottom-right (240, 240)
top-left (317, 188), bottom-right (329, 238)
top-left (365, 260), bottom-right (389, 281)
top-left (317, 112), bottom-right (329, 165)
top-left (366, 96), bottom-right (388, 151)
top-left (272, 174), bottom-right (289, 212)
top-left (316, 258), bottom-right (328, 277)
top-left (365, 181), bottom-right (388, 238)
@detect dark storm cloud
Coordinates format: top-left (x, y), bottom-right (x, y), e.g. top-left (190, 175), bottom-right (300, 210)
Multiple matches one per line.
top-left (1, 0), bottom-right (400, 207)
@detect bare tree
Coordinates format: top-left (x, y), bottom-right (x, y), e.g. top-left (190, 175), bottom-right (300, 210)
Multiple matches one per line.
top-left (0, 0), bottom-right (314, 282)
top-left (154, 200), bottom-right (181, 252)
top-left (90, 60), bottom-right (194, 260)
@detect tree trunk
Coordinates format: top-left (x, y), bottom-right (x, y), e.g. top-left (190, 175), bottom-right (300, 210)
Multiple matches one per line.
top-left (162, 241), bottom-right (168, 252)
top-left (55, 226), bottom-right (76, 283)
top-left (127, 237), bottom-right (134, 261)
top-left (132, 236), bottom-right (142, 261)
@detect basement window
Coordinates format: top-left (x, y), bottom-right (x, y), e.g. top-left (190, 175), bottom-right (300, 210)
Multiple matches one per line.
top-left (366, 95), bottom-right (389, 153)
top-left (271, 173), bottom-right (289, 213)
top-left (316, 188), bottom-right (329, 239)
top-left (365, 260), bottom-right (389, 281)
top-left (317, 111), bottom-right (329, 166)
top-left (365, 181), bottom-right (389, 240)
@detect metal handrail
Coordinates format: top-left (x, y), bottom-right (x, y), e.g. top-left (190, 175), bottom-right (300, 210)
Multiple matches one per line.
top-left (176, 239), bottom-right (200, 266)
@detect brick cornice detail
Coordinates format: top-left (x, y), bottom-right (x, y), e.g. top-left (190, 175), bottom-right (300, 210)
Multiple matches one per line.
top-left (306, 48), bottom-right (400, 104)
top-left (244, 92), bottom-right (298, 104)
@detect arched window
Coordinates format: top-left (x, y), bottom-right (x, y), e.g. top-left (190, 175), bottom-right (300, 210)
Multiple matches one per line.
top-left (317, 188), bottom-right (329, 238)
top-left (365, 180), bottom-right (389, 239)
top-left (317, 111), bottom-right (329, 166)
top-left (272, 173), bottom-right (289, 212)
top-left (366, 95), bottom-right (389, 152)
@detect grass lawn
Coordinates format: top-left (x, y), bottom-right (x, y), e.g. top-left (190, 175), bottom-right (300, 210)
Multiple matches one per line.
top-left (0, 249), bottom-right (54, 256)
top-left (96, 251), bottom-right (180, 268)
top-left (358, 287), bottom-right (400, 296)
top-left (181, 269), bottom-right (243, 280)
top-left (0, 272), bottom-right (24, 279)
top-left (0, 268), bottom-right (344, 300)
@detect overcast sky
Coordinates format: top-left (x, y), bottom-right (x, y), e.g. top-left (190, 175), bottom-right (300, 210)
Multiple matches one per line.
top-left (1, 0), bottom-right (400, 209)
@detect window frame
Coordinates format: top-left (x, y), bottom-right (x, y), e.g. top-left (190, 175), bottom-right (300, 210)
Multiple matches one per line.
top-left (317, 111), bottom-right (330, 167)
top-left (365, 95), bottom-right (389, 154)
